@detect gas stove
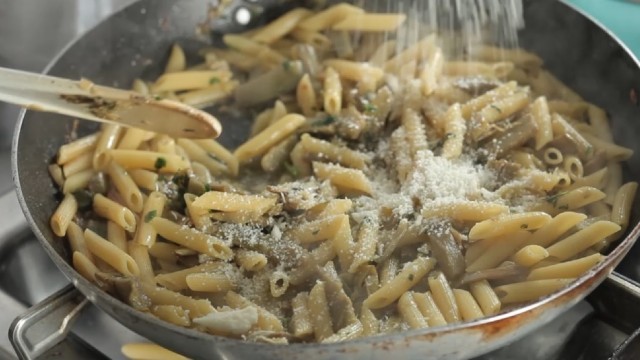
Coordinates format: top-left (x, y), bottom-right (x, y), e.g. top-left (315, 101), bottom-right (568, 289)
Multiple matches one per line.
top-left (0, 1), bottom-right (639, 359)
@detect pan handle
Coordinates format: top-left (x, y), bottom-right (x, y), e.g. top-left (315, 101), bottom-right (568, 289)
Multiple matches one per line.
top-left (588, 271), bottom-right (640, 359)
top-left (9, 284), bottom-right (88, 360)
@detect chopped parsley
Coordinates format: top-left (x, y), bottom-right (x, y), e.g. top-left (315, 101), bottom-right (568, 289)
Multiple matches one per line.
top-left (585, 145), bottom-right (594, 157)
top-left (284, 162), bottom-right (299, 177)
top-left (172, 171), bottom-right (190, 188)
top-left (363, 103), bottom-right (377, 113)
top-left (154, 157), bottom-right (167, 170)
top-left (520, 223), bottom-right (529, 229)
top-left (311, 229), bottom-right (320, 236)
top-left (282, 61), bottom-right (292, 71)
top-left (144, 210), bottom-right (158, 223)
top-left (209, 77), bottom-right (220, 84)
top-left (408, 274), bottom-right (415, 281)
top-left (153, 95), bottom-right (163, 101)
top-left (204, 183), bottom-right (212, 192)
top-left (313, 115), bottom-right (336, 127)
top-left (490, 104), bottom-right (502, 113)
top-left (444, 132), bottom-right (455, 140)
top-left (546, 191), bottom-right (567, 207)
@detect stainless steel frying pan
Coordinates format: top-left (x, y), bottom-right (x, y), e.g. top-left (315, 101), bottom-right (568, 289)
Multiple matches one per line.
top-left (6, 0), bottom-right (640, 359)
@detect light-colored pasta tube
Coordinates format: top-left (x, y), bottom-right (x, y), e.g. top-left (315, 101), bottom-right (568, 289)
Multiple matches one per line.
top-left (300, 134), bottom-right (368, 169)
top-left (107, 221), bottom-right (128, 252)
top-left (62, 152), bottom-right (93, 178)
top-left (348, 215), bottom-right (379, 273)
top-left (469, 280), bottom-right (501, 316)
top-left (129, 169), bottom-right (159, 192)
top-left (186, 273), bottom-right (235, 293)
top-left (155, 263), bottom-right (223, 291)
top-left (546, 221), bottom-right (621, 261)
top-left (121, 343), bottom-right (189, 360)
top-left (151, 305), bottom-right (191, 327)
top-left (252, 8), bottom-right (312, 44)
top-left (235, 250), bottom-right (268, 272)
top-left (513, 245), bottom-right (549, 267)
top-left (466, 232), bottom-right (531, 272)
top-left (461, 81), bottom-right (517, 119)
top-left (422, 201), bottom-right (509, 222)
top-left (611, 182), bottom-right (638, 234)
top-left (152, 70), bottom-right (232, 93)
top-left (234, 114), bottom-right (305, 162)
top-left (413, 291), bottom-right (447, 327)
top-left (323, 67), bottom-right (342, 116)
top-left (453, 289), bottom-right (484, 321)
top-left (269, 270), bottom-right (290, 298)
top-left (527, 253), bottom-right (605, 280)
top-left (73, 251), bottom-right (99, 283)
top-left (332, 13), bottom-right (406, 31)
top-left (440, 104), bottom-right (466, 159)
top-left (428, 272), bottom-right (460, 323)
top-left (134, 191), bottom-right (166, 247)
top-left (164, 44), bottom-right (187, 73)
top-left (297, 3), bottom-right (363, 31)
top-left (494, 279), bottom-right (574, 304)
top-left (48, 164), bottom-right (64, 187)
top-left (468, 212), bottom-right (552, 241)
top-left (290, 292), bottom-right (314, 337)
top-left (117, 128), bottom-right (153, 150)
top-left (191, 191), bottom-right (276, 214)
top-left (526, 211), bottom-right (587, 248)
top-left (107, 161), bottom-right (144, 213)
top-left (106, 150), bottom-right (190, 174)
top-left (151, 217), bottom-right (233, 260)
top-left (84, 229), bottom-right (139, 276)
top-left (128, 241), bottom-right (154, 283)
top-left (51, 193), bottom-right (78, 237)
top-left (363, 257), bottom-right (436, 309)
top-left (93, 193), bottom-right (136, 232)
top-left (142, 283), bottom-right (214, 319)
top-left (177, 139), bottom-right (226, 175)
top-left (312, 162), bottom-right (373, 196)
top-left (308, 281), bottom-right (334, 341)
top-left (62, 169), bottom-right (94, 194)
top-left (530, 97), bottom-right (553, 150)
top-left (193, 139), bottom-right (239, 177)
top-left (67, 221), bottom-right (93, 261)
top-left (398, 292), bottom-right (428, 329)
top-left (296, 73), bottom-right (317, 116)
top-left (93, 124), bottom-right (122, 170)
top-left (57, 133), bottom-right (99, 165)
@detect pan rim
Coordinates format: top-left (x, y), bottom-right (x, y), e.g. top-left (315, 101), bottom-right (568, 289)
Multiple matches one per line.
top-left (9, 0), bottom-right (640, 355)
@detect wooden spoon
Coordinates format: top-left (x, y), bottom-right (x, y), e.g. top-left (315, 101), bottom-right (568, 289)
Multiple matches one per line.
top-left (0, 67), bottom-right (222, 139)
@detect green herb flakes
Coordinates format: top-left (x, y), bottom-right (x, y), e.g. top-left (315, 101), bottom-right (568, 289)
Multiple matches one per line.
top-left (313, 115), bottom-right (335, 127)
top-left (144, 210), bottom-right (158, 223)
top-left (154, 157), bottom-right (167, 170)
top-left (284, 162), bottom-right (299, 177)
top-left (363, 103), bottom-right (377, 113)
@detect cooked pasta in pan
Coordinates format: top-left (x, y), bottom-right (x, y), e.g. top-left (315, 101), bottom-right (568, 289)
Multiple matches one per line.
top-left (49, 3), bottom-right (637, 344)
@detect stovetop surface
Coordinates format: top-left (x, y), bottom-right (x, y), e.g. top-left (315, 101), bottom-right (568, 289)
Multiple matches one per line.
top-left (0, 1), bottom-right (639, 359)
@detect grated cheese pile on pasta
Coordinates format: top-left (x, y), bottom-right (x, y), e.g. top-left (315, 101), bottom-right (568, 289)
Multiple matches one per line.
top-left (49, 3), bottom-right (638, 344)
